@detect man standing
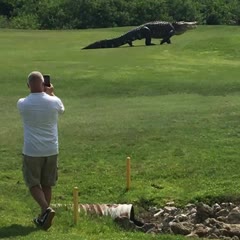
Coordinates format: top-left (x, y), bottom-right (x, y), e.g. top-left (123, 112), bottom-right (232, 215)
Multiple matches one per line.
top-left (17, 71), bottom-right (65, 230)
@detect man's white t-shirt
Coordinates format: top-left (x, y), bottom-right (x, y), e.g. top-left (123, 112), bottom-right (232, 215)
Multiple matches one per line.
top-left (17, 92), bottom-right (65, 157)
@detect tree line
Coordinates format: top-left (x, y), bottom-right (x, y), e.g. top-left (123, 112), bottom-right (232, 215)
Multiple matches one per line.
top-left (0, 0), bottom-right (239, 29)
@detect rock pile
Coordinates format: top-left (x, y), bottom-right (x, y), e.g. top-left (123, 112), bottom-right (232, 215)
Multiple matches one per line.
top-left (115, 202), bottom-right (240, 239)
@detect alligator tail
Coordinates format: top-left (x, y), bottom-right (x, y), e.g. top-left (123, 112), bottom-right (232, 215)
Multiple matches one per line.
top-left (82, 26), bottom-right (152, 50)
top-left (82, 39), bottom-right (114, 49)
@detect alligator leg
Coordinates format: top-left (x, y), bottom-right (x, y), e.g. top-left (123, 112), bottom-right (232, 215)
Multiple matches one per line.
top-left (127, 41), bottom-right (133, 47)
top-left (139, 26), bottom-right (154, 46)
top-left (161, 38), bottom-right (171, 44)
top-left (160, 30), bottom-right (174, 45)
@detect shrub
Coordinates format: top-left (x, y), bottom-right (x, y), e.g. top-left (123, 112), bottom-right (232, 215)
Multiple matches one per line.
top-left (9, 14), bottom-right (40, 29)
top-left (0, 15), bottom-right (9, 28)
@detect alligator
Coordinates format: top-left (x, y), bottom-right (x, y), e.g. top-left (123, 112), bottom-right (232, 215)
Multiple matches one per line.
top-left (82, 21), bottom-right (197, 50)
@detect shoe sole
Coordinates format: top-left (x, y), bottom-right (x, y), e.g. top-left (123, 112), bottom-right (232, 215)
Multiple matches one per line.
top-left (42, 210), bottom-right (55, 231)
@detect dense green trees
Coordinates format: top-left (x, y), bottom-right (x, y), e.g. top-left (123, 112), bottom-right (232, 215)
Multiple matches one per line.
top-left (0, 0), bottom-right (239, 29)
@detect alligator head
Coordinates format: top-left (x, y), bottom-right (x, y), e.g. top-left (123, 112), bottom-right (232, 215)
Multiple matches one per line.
top-left (172, 21), bottom-right (197, 35)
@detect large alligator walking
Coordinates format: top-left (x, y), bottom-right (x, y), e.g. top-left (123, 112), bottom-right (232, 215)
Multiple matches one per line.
top-left (82, 21), bottom-right (197, 50)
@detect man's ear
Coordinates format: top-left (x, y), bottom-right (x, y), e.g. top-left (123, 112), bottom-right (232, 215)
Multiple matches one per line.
top-left (42, 82), bottom-right (46, 90)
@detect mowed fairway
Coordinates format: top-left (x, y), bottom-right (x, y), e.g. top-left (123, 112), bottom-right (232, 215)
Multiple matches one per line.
top-left (0, 25), bottom-right (240, 239)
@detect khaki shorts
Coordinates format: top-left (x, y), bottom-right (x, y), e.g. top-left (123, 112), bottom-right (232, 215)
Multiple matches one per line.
top-left (22, 154), bottom-right (58, 188)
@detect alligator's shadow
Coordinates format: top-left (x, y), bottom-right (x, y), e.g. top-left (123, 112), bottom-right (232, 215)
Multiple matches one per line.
top-left (0, 224), bottom-right (37, 238)
top-left (120, 44), bottom-right (159, 49)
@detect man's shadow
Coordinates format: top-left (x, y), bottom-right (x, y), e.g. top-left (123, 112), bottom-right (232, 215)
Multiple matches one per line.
top-left (0, 224), bottom-right (37, 238)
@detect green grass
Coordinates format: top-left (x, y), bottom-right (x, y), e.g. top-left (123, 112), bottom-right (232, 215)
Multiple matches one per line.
top-left (0, 25), bottom-right (240, 239)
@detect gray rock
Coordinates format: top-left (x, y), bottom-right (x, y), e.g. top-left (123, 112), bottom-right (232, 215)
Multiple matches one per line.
top-left (176, 214), bottom-right (188, 222)
top-left (186, 203), bottom-right (196, 209)
top-left (170, 222), bottom-right (193, 235)
top-left (204, 218), bottom-right (224, 229)
top-left (217, 209), bottom-right (230, 217)
top-left (213, 203), bottom-right (221, 212)
top-left (196, 203), bottom-right (214, 223)
top-left (228, 208), bottom-right (240, 224)
top-left (186, 232), bottom-right (199, 238)
top-left (166, 201), bottom-right (175, 206)
top-left (194, 223), bottom-right (211, 237)
top-left (217, 216), bottom-right (228, 222)
top-left (138, 223), bottom-right (157, 233)
top-left (163, 206), bottom-right (178, 214)
top-left (208, 233), bottom-right (220, 239)
top-left (154, 209), bottom-right (164, 217)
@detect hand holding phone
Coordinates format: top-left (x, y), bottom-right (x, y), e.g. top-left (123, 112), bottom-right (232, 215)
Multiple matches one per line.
top-left (43, 74), bottom-right (54, 96)
top-left (43, 74), bottom-right (51, 87)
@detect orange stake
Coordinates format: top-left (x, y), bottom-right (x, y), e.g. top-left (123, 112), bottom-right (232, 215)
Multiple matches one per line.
top-left (126, 157), bottom-right (131, 191)
top-left (73, 187), bottom-right (79, 224)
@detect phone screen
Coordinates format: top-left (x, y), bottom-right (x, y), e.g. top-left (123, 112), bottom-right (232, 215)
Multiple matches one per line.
top-left (43, 75), bottom-right (51, 87)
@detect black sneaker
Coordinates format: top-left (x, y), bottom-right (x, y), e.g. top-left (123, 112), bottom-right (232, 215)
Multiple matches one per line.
top-left (41, 207), bottom-right (55, 231)
top-left (33, 207), bottom-right (55, 230)
top-left (33, 216), bottom-right (43, 228)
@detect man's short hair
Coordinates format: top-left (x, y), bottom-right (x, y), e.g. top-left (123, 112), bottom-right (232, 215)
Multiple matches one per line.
top-left (28, 71), bottom-right (44, 84)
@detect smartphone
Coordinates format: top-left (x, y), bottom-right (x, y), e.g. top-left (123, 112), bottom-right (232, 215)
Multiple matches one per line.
top-left (43, 74), bottom-right (51, 87)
